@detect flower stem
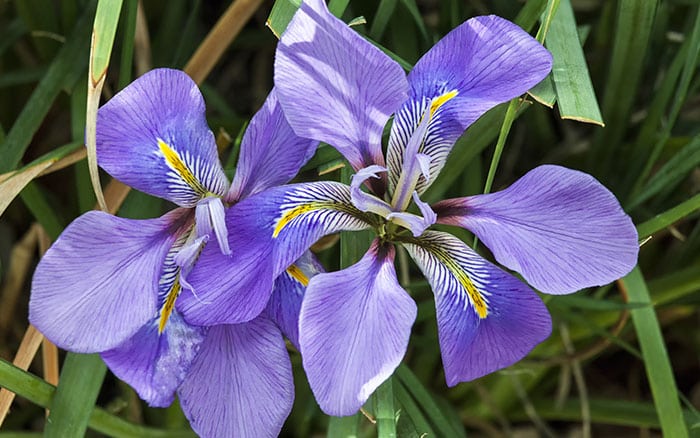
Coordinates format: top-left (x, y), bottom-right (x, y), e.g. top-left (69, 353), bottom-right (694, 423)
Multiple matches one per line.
top-left (373, 377), bottom-right (396, 438)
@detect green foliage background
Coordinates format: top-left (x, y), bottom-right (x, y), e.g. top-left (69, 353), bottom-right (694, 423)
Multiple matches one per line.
top-left (0, 0), bottom-right (699, 436)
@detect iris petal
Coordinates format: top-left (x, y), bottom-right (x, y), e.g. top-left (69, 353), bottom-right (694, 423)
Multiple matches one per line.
top-left (29, 210), bottom-right (186, 352)
top-left (299, 241), bottom-right (416, 416)
top-left (96, 69), bottom-right (229, 207)
top-left (434, 165), bottom-right (639, 294)
top-left (178, 317), bottom-right (294, 438)
top-left (387, 15), bottom-right (552, 194)
top-left (402, 231), bottom-right (552, 385)
top-left (227, 89), bottom-right (318, 202)
top-left (275, 0), bottom-right (408, 181)
top-left (179, 182), bottom-right (372, 326)
top-left (265, 251), bottom-right (323, 349)
top-left (101, 311), bottom-right (207, 407)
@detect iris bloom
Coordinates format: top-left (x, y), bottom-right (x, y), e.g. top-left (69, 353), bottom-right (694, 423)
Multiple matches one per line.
top-left (179, 0), bottom-right (639, 416)
top-left (29, 69), bottom-right (319, 436)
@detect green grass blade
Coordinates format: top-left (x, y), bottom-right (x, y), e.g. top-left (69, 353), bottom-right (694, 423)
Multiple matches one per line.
top-left (591, 0), bottom-right (657, 173)
top-left (529, 75), bottom-right (556, 107)
top-left (0, 359), bottom-right (195, 437)
top-left (0, 1), bottom-right (96, 174)
top-left (44, 353), bottom-right (107, 437)
top-left (19, 181), bottom-right (65, 240)
top-left (393, 379), bottom-right (436, 437)
top-left (395, 365), bottom-right (465, 438)
top-left (369, 0), bottom-right (398, 41)
top-left (398, 0), bottom-right (429, 43)
top-left (266, 0), bottom-right (301, 38)
top-left (636, 192), bottom-right (700, 239)
top-left (622, 267), bottom-right (689, 438)
top-left (86, 0), bottom-right (124, 211)
top-left (327, 0), bottom-right (350, 17)
top-left (546, 0), bottom-right (604, 125)
top-left (631, 5), bottom-right (700, 195)
top-left (512, 398), bottom-right (697, 429)
top-left (117, 0), bottom-right (139, 89)
top-left (629, 134), bottom-right (700, 209)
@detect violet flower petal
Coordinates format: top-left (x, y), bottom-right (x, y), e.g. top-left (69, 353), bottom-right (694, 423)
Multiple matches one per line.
top-left (265, 251), bottom-right (323, 350)
top-left (275, 0), bottom-right (408, 175)
top-left (101, 311), bottom-right (207, 407)
top-left (227, 89), bottom-right (318, 203)
top-left (435, 165), bottom-right (639, 294)
top-left (299, 241), bottom-right (416, 416)
top-left (350, 165), bottom-right (393, 217)
top-left (96, 69), bottom-right (229, 207)
top-left (29, 210), bottom-right (184, 352)
top-left (178, 317), bottom-right (294, 438)
top-left (179, 182), bottom-right (371, 326)
top-left (402, 231), bottom-right (552, 385)
top-left (387, 15), bottom-right (552, 194)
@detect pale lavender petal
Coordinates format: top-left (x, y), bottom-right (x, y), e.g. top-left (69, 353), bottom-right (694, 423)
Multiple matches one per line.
top-left (265, 251), bottom-right (323, 349)
top-left (435, 165), bottom-right (639, 294)
top-left (386, 192), bottom-right (436, 237)
top-left (387, 16), bottom-right (552, 193)
top-left (29, 210), bottom-right (187, 352)
top-left (179, 182), bottom-right (371, 326)
top-left (350, 165), bottom-right (393, 217)
top-left (402, 231), bottom-right (551, 385)
top-left (227, 89), bottom-right (318, 202)
top-left (178, 316), bottom-right (293, 438)
top-left (275, 0), bottom-right (408, 178)
top-left (299, 241), bottom-right (416, 416)
top-left (97, 68), bottom-right (229, 207)
top-left (194, 196), bottom-right (230, 255)
top-left (101, 311), bottom-right (207, 407)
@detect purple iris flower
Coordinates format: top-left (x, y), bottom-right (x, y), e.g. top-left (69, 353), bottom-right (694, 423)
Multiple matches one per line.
top-left (178, 0), bottom-right (639, 417)
top-left (29, 69), bottom-right (319, 437)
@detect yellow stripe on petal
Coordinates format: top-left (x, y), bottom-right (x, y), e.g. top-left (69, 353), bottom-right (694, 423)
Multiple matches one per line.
top-left (158, 275), bottom-right (181, 334)
top-left (286, 264), bottom-right (309, 286)
top-left (434, 248), bottom-right (489, 319)
top-left (272, 202), bottom-right (335, 238)
top-left (429, 90), bottom-right (459, 117)
top-left (158, 139), bottom-right (208, 195)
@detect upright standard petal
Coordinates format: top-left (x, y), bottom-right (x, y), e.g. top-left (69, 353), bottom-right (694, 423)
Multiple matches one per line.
top-left (299, 241), bottom-right (417, 416)
top-left (101, 312), bottom-right (207, 407)
top-left (265, 251), bottom-right (323, 349)
top-left (275, 0), bottom-right (408, 177)
top-left (178, 317), bottom-right (294, 438)
top-left (402, 231), bottom-right (551, 385)
top-left (387, 15), bottom-right (552, 193)
top-left (179, 182), bottom-right (372, 326)
top-left (227, 89), bottom-right (318, 202)
top-left (97, 69), bottom-right (229, 207)
top-left (29, 210), bottom-right (187, 352)
top-left (434, 165), bottom-right (639, 294)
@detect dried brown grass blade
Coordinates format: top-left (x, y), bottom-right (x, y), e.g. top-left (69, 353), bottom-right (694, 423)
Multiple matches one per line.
top-left (0, 325), bottom-right (44, 426)
top-left (0, 225), bottom-right (39, 334)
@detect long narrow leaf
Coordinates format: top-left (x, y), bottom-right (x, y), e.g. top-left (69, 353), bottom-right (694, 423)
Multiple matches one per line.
top-left (546, 0), bottom-right (603, 125)
top-left (622, 267), bottom-right (689, 438)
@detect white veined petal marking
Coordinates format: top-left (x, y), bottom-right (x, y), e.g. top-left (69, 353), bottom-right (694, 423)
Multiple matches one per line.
top-left (271, 182), bottom-right (373, 239)
top-left (401, 231), bottom-right (490, 319)
top-left (387, 89), bottom-right (459, 194)
top-left (157, 139), bottom-right (227, 206)
top-left (156, 226), bottom-right (194, 334)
